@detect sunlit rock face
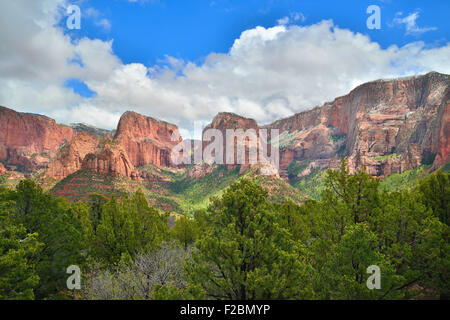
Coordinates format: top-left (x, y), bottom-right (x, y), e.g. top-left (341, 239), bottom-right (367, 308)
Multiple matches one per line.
top-left (47, 131), bottom-right (99, 179)
top-left (114, 111), bottom-right (182, 168)
top-left (265, 72), bottom-right (449, 177)
top-left (0, 106), bottom-right (75, 171)
top-left (0, 72), bottom-right (448, 182)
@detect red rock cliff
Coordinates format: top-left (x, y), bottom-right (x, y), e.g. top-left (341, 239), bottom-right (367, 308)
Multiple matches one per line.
top-left (114, 111), bottom-right (182, 168)
top-left (265, 72), bottom-right (450, 176)
top-left (82, 142), bottom-right (134, 178)
top-left (201, 112), bottom-right (278, 175)
top-left (0, 106), bottom-right (75, 171)
top-left (47, 131), bottom-right (99, 179)
top-left (0, 162), bottom-right (6, 175)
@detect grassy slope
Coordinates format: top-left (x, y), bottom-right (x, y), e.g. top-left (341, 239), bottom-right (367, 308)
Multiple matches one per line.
top-left (378, 165), bottom-right (428, 192)
top-left (49, 165), bottom-right (242, 213)
top-left (290, 168), bottom-right (328, 201)
top-left (48, 164), bottom-right (305, 213)
top-left (241, 170), bottom-right (306, 204)
top-left (169, 165), bottom-right (241, 211)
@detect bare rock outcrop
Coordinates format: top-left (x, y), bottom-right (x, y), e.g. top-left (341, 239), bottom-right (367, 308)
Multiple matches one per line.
top-left (0, 162), bottom-right (6, 175)
top-left (0, 106), bottom-right (75, 171)
top-left (82, 143), bottom-right (134, 177)
top-left (47, 131), bottom-right (99, 179)
top-left (114, 111), bottom-right (182, 168)
top-left (266, 71), bottom-right (450, 176)
top-left (202, 112), bottom-right (277, 174)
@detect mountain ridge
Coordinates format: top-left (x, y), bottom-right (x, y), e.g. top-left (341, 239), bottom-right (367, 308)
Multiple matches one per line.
top-left (0, 72), bottom-right (449, 209)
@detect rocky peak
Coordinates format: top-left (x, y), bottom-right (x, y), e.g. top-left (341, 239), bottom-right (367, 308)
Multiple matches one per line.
top-left (202, 112), bottom-right (275, 173)
top-left (114, 111), bottom-right (182, 168)
top-left (0, 106), bottom-right (75, 171)
top-left (206, 112), bottom-right (259, 131)
top-left (82, 142), bottom-right (134, 178)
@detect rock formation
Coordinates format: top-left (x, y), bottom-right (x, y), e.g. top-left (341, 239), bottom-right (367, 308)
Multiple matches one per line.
top-left (114, 111), bottom-right (182, 168)
top-left (47, 131), bottom-right (99, 179)
top-left (0, 106), bottom-right (75, 171)
top-left (265, 71), bottom-right (450, 176)
top-left (82, 142), bottom-right (134, 178)
top-left (49, 112), bottom-right (184, 180)
top-left (0, 72), bottom-right (448, 186)
top-left (201, 112), bottom-right (277, 174)
top-left (0, 162), bottom-right (6, 175)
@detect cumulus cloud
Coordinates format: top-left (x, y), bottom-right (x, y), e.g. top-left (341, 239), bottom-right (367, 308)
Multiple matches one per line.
top-left (0, 1), bottom-right (449, 137)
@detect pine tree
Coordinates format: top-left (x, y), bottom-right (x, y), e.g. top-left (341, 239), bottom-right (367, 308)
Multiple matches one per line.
top-left (186, 179), bottom-right (313, 299)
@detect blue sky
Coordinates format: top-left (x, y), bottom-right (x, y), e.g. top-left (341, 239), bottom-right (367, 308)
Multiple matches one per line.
top-left (68, 0), bottom-right (449, 68)
top-left (0, 1), bottom-right (449, 132)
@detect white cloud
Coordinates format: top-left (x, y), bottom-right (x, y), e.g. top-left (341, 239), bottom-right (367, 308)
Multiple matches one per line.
top-left (277, 17), bottom-right (289, 25)
top-left (49, 104), bottom-right (123, 129)
top-left (393, 11), bottom-right (437, 35)
top-left (277, 12), bottom-right (305, 25)
top-left (95, 18), bottom-right (112, 31)
top-left (0, 1), bottom-right (449, 136)
top-left (85, 7), bottom-right (112, 32)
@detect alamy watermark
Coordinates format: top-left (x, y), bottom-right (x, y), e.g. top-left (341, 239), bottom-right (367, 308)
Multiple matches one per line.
top-left (66, 265), bottom-right (81, 290)
top-left (366, 5), bottom-right (381, 30)
top-left (170, 124), bottom-right (280, 173)
top-left (366, 265), bottom-right (381, 290)
top-left (66, 4), bottom-right (81, 30)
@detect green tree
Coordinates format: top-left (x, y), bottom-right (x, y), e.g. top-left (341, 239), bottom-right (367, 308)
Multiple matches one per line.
top-left (0, 198), bottom-right (42, 299)
top-left (85, 193), bottom-right (108, 232)
top-left (417, 170), bottom-right (449, 225)
top-left (9, 180), bottom-right (85, 298)
top-left (171, 215), bottom-right (199, 250)
top-left (320, 224), bottom-right (401, 299)
top-left (94, 191), bottom-right (169, 265)
top-left (373, 189), bottom-right (449, 298)
top-left (321, 160), bottom-right (380, 241)
top-left (186, 179), bottom-right (313, 299)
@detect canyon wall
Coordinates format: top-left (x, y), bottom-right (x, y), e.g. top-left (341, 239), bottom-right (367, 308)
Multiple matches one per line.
top-left (114, 111), bottom-right (182, 168)
top-left (0, 106), bottom-right (75, 171)
top-left (0, 72), bottom-right (448, 182)
top-left (265, 71), bottom-right (449, 176)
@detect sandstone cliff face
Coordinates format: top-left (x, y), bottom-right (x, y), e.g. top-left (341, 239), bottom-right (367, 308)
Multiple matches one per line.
top-left (82, 142), bottom-right (134, 178)
top-left (266, 72), bottom-right (450, 176)
top-left (47, 131), bottom-right (99, 179)
top-left (0, 162), bottom-right (6, 175)
top-left (114, 111), bottom-right (181, 168)
top-left (46, 111), bottom-right (183, 180)
top-left (201, 112), bottom-right (278, 175)
top-left (434, 90), bottom-right (450, 165)
top-left (0, 106), bottom-right (75, 171)
top-left (1, 72), bottom-right (448, 185)
top-left (202, 112), bottom-right (259, 168)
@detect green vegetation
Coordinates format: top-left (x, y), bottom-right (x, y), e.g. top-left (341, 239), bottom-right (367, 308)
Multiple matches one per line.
top-left (374, 153), bottom-right (402, 161)
top-left (379, 165), bottom-right (427, 192)
top-left (422, 152), bottom-right (437, 165)
top-left (291, 168), bottom-right (328, 200)
top-left (0, 162), bottom-right (448, 300)
top-left (286, 161), bottom-right (307, 179)
top-left (442, 162), bottom-right (450, 173)
top-left (244, 170), bottom-right (305, 204)
top-left (169, 165), bottom-right (241, 211)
